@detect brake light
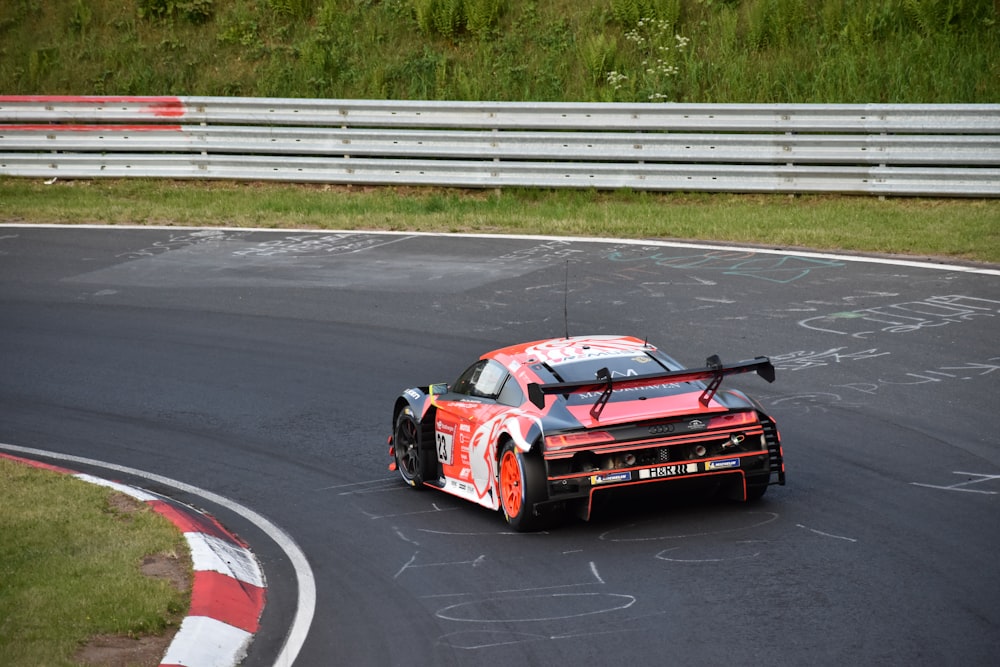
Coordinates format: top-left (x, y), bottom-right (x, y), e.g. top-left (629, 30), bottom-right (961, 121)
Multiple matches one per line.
top-left (545, 431), bottom-right (615, 449)
top-left (707, 412), bottom-right (758, 429)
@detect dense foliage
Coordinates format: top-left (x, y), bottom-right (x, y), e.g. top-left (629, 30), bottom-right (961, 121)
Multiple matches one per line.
top-left (1, 0), bottom-right (997, 102)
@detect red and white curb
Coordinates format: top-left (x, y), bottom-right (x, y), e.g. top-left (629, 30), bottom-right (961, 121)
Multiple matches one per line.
top-left (1, 453), bottom-right (266, 667)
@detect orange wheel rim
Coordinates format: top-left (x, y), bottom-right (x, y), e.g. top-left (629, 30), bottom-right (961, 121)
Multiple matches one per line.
top-left (500, 450), bottom-right (522, 517)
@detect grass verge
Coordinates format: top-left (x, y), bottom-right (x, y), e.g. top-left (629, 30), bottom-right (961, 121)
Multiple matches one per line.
top-left (2, 178), bottom-right (998, 265)
top-left (0, 457), bottom-right (189, 666)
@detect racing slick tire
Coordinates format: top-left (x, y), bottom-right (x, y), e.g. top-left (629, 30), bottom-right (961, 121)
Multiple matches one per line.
top-left (745, 479), bottom-right (769, 501)
top-left (394, 408), bottom-right (434, 488)
top-left (498, 440), bottom-right (547, 532)
top-left (718, 474), bottom-right (767, 502)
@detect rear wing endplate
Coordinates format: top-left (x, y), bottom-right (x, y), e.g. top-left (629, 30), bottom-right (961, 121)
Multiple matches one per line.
top-left (527, 355), bottom-right (775, 420)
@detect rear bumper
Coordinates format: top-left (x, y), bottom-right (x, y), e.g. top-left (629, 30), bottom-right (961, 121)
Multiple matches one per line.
top-left (537, 412), bottom-right (785, 518)
top-left (537, 450), bottom-right (773, 519)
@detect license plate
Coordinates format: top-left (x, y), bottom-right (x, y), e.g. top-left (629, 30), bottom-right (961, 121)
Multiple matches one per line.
top-left (639, 463), bottom-right (699, 479)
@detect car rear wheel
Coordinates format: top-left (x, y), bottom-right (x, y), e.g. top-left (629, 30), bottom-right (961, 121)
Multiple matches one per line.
top-left (498, 441), bottom-right (547, 532)
top-left (394, 408), bottom-right (432, 488)
top-left (745, 479), bottom-right (769, 501)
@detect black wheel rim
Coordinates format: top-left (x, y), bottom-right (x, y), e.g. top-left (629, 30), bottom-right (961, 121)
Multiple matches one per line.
top-left (396, 418), bottom-right (420, 480)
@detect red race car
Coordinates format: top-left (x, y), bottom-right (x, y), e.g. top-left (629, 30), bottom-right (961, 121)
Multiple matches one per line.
top-left (388, 335), bottom-right (783, 531)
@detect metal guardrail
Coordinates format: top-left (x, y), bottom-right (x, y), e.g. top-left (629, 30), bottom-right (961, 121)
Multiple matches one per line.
top-left (1, 96), bottom-right (998, 197)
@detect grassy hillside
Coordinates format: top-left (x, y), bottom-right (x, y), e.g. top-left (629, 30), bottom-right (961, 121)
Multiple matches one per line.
top-left (1, 0), bottom-right (997, 102)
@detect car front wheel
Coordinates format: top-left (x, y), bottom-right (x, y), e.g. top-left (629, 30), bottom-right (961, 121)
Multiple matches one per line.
top-left (394, 408), bottom-right (432, 488)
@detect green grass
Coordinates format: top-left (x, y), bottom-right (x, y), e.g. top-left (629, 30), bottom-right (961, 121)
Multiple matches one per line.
top-left (2, 178), bottom-right (998, 264)
top-left (0, 0), bottom-right (996, 102)
top-left (0, 457), bottom-right (189, 666)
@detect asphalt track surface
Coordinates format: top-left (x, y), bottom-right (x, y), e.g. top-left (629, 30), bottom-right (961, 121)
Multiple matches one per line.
top-left (1, 226), bottom-right (998, 666)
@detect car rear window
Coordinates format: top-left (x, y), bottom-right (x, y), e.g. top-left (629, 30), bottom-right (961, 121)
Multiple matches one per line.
top-left (549, 353), bottom-right (671, 382)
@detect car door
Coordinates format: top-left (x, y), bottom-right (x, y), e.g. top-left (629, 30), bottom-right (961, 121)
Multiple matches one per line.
top-left (434, 359), bottom-right (511, 508)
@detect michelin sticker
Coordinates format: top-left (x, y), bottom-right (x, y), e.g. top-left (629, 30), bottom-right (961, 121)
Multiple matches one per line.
top-left (707, 458), bottom-right (740, 471)
top-left (591, 471), bottom-right (631, 485)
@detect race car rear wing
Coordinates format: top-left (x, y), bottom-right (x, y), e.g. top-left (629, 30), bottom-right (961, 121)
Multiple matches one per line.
top-left (527, 355), bottom-right (775, 420)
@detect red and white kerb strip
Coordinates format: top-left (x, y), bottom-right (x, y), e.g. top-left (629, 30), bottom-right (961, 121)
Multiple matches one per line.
top-left (0, 453), bottom-right (266, 667)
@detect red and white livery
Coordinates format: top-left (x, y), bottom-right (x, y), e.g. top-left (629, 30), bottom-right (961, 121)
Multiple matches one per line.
top-left (388, 335), bottom-right (784, 531)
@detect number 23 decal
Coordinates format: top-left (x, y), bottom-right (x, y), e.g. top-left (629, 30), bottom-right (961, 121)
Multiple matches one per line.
top-left (436, 431), bottom-right (454, 465)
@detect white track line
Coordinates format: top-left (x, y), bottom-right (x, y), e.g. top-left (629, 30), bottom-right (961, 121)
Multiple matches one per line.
top-left (2, 224), bottom-right (997, 276)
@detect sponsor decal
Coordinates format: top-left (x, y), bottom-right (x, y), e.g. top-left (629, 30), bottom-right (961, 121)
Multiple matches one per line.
top-left (638, 463), bottom-right (698, 480)
top-left (404, 388), bottom-right (422, 400)
top-left (436, 431), bottom-right (454, 465)
top-left (707, 458), bottom-right (740, 471)
top-left (523, 339), bottom-right (646, 365)
top-left (591, 471), bottom-right (631, 485)
top-left (444, 478), bottom-right (476, 499)
top-left (686, 419), bottom-right (706, 431)
top-left (466, 408), bottom-right (540, 509)
top-left (577, 382), bottom-right (682, 400)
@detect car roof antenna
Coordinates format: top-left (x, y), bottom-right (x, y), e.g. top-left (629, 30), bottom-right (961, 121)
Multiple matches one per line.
top-left (563, 259), bottom-right (570, 339)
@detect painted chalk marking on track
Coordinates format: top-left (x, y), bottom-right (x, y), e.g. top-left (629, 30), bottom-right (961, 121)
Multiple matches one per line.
top-left (395, 551), bottom-right (486, 579)
top-left (435, 592), bottom-right (637, 623)
top-left (796, 524), bottom-right (859, 543)
top-left (771, 347), bottom-right (891, 372)
top-left (656, 548), bottom-right (761, 563)
top-left (911, 472), bottom-right (1000, 495)
top-left (605, 247), bottom-right (847, 284)
top-left (799, 295), bottom-right (1000, 338)
top-left (316, 476), bottom-right (400, 491)
top-left (5, 225), bottom-right (997, 277)
top-left (599, 511), bottom-right (779, 542)
top-left (366, 504), bottom-right (462, 520)
top-left (437, 614), bottom-right (660, 649)
top-left (836, 356), bottom-right (1000, 396)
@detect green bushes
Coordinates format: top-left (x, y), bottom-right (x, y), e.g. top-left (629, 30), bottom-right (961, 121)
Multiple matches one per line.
top-left (414, 0), bottom-right (508, 39)
top-left (137, 0), bottom-right (214, 23)
top-left (0, 0), bottom-right (995, 101)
